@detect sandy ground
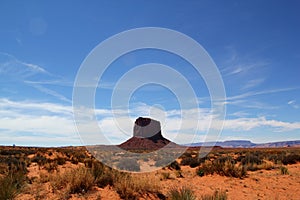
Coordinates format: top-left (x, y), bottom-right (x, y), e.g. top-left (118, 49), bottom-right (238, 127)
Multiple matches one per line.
top-left (160, 164), bottom-right (300, 200)
top-left (15, 162), bottom-right (300, 200)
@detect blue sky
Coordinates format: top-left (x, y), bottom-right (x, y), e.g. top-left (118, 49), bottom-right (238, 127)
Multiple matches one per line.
top-left (0, 0), bottom-right (300, 146)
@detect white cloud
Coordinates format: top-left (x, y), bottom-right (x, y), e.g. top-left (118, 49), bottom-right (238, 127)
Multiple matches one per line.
top-left (1, 98), bottom-right (300, 146)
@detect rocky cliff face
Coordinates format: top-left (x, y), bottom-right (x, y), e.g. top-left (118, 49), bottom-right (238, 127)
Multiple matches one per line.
top-left (133, 117), bottom-right (163, 139)
top-left (119, 117), bottom-right (176, 151)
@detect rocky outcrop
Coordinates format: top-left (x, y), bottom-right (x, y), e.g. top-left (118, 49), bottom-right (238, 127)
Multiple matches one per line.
top-left (133, 117), bottom-right (163, 139)
top-left (119, 117), bottom-right (177, 151)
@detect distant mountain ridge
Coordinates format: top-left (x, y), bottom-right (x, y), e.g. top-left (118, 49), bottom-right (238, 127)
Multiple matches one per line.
top-left (186, 140), bottom-right (300, 148)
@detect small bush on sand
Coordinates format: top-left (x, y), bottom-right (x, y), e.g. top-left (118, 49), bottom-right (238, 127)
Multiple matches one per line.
top-left (280, 166), bottom-right (289, 175)
top-left (201, 190), bottom-right (227, 200)
top-left (168, 186), bottom-right (196, 200)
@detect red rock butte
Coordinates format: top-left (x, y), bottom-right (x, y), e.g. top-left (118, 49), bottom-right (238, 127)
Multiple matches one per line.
top-left (119, 117), bottom-right (177, 151)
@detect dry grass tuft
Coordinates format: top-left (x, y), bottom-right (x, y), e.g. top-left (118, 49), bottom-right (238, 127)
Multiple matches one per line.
top-left (50, 166), bottom-right (94, 196)
top-left (201, 190), bottom-right (227, 200)
top-left (168, 186), bottom-right (196, 200)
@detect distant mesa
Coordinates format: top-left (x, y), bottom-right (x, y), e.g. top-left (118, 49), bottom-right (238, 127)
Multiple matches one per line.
top-left (119, 117), bottom-right (177, 151)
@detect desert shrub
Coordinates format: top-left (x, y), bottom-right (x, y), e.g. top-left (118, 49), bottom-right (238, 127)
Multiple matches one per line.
top-left (282, 154), bottom-right (300, 165)
top-left (31, 154), bottom-right (48, 166)
top-left (280, 166), bottom-right (289, 175)
top-left (222, 161), bottom-right (246, 178)
top-left (71, 158), bottom-right (79, 164)
top-left (266, 154), bottom-right (283, 164)
top-left (201, 190), bottom-right (227, 200)
top-left (68, 167), bottom-right (94, 194)
top-left (240, 154), bottom-right (263, 165)
top-left (50, 166), bottom-right (94, 195)
top-left (43, 161), bottom-right (58, 172)
top-left (196, 168), bottom-right (205, 177)
top-left (0, 149), bottom-right (24, 156)
top-left (197, 160), bottom-right (214, 176)
top-left (55, 157), bottom-right (66, 165)
top-left (181, 151), bottom-right (193, 159)
top-left (238, 153), bottom-right (264, 171)
top-left (168, 186), bottom-right (196, 200)
top-left (180, 157), bottom-right (204, 168)
top-left (0, 171), bottom-right (25, 200)
top-left (168, 161), bottom-right (181, 170)
top-left (90, 161), bottom-right (104, 179)
top-left (90, 161), bottom-right (116, 188)
top-left (96, 171), bottom-right (115, 188)
top-left (117, 158), bottom-right (140, 172)
top-left (5, 156), bottom-right (28, 174)
top-left (114, 173), bottom-right (159, 200)
top-left (197, 159), bottom-right (246, 178)
top-left (0, 162), bottom-right (8, 174)
top-left (215, 156), bottom-right (235, 164)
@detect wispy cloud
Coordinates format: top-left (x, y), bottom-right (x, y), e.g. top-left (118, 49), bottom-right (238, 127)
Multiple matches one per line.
top-left (241, 78), bottom-right (265, 90)
top-left (221, 61), bottom-right (268, 77)
top-left (24, 80), bottom-right (74, 87)
top-left (226, 87), bottom-right (300, 101)
top-left (288, 100), bottom-right (300, 109)
top-left (27, 83), bottom-right (71, 103)
top-left (0, 52), bottom-right (50, 77)
top-left (0, 52), bottom-right (73, 103)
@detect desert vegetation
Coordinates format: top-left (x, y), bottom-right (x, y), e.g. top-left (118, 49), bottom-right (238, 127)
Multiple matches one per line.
top-left (0, 146), bottom-right (299, 199)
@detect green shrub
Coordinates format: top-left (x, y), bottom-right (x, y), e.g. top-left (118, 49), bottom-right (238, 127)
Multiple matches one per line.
top-left (168, 186), bottom-right (196, 200)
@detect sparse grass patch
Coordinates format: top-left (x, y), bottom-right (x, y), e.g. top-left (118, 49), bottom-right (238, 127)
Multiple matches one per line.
top-left (168, 186), bottom-right (196, 200)
top-left (114, 173), bottom-right (159, 200)
top-left (201, 190), bottom-right (227, 200)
